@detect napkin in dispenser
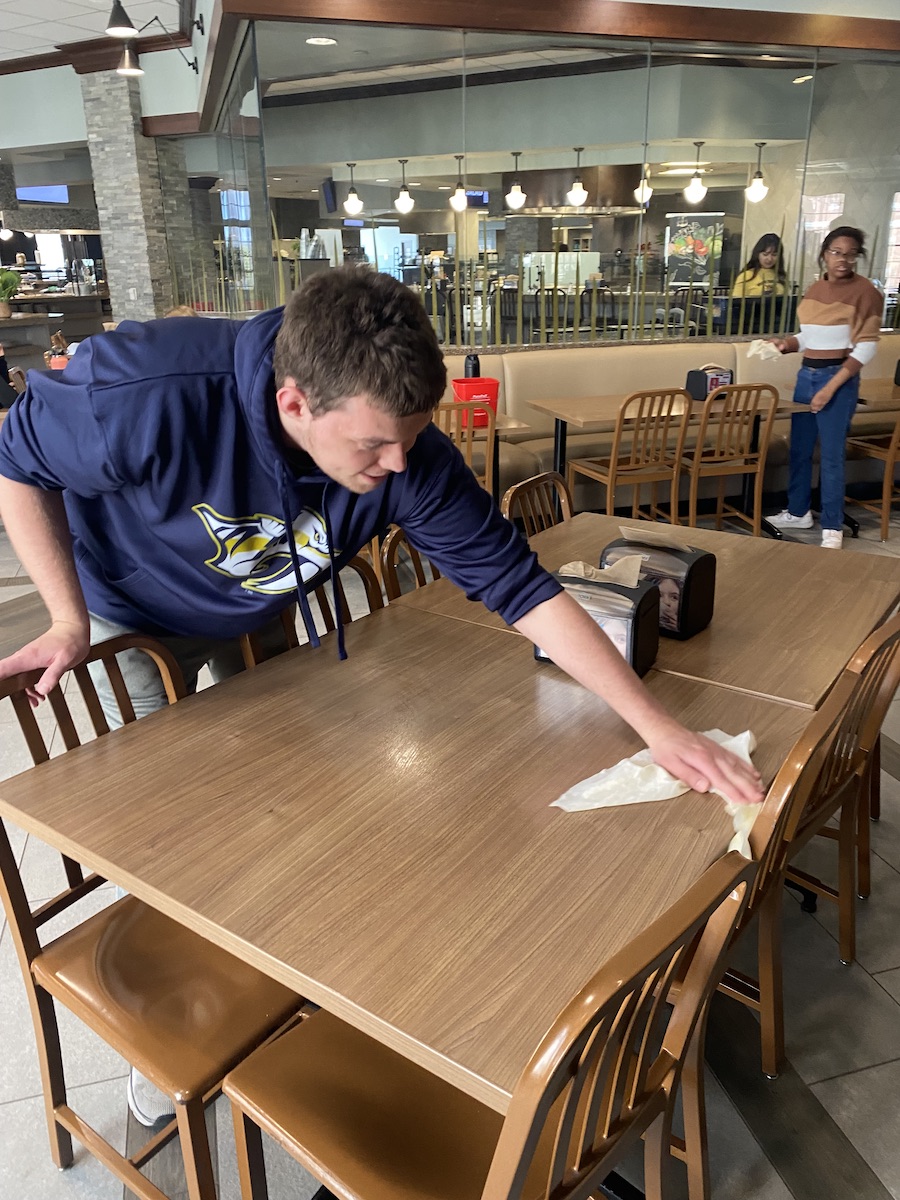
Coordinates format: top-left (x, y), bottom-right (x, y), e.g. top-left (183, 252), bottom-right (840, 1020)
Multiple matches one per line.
top-left (534, 560), bottom-right (659, 676)
top-left (599, 536), bottom-right (715, 640)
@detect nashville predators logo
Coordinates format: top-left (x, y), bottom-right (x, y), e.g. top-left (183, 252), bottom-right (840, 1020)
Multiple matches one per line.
top-left (193, 503), bottom-right (331, 594)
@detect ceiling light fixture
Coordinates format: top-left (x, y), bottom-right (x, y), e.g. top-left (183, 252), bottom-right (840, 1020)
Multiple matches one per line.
top-left (505, 151), bottom-right (526, 210)
top-left (633, 164), bottom-right (653, 205)
top-left (106, 0), bottom-right (137, 38)
top-left (449, 154), bottom-right (468, 213)
top-left (793, 74), bottom-right (813, 84)
top-left (305, 36), bottom-right (337, 46)
top-left (745, 142), bottom-right (769, 203)
top-left (566, 147), bottom-right (588, 207)
top-left (106, 5), bottom-right (199, 74)
top-left (683, 141), bottom-right (708, 204)
top-left (343, 162), bottom-right (364, 216)
top-left (394, 159), bottom-right (414, 214)
top-left (0, 216), bottom-right (14, 242)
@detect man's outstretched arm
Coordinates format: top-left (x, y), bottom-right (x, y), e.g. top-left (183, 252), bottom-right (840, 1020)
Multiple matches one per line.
top-left (514, 590), bottom-right (764, 807)
top-left (0, 475), bottom-right (90, 699)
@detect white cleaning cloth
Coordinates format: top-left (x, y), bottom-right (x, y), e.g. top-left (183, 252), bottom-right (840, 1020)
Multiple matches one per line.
top-left (551, 729), bottom-right (760, 856)
top-left (746, 338), bottom-right (782, 362)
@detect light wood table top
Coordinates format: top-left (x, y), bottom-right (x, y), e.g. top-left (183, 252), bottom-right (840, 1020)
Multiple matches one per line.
top-left (528, 389), bottom-right (795, 430)
top-left (0, 605), bottom-right (809, 1114)
top-left (857, 378), bottom-right (900, 410)
top-left (394, 514), bottom-right (900, 708)
top-left (0, 590), bottom-right (47, 660)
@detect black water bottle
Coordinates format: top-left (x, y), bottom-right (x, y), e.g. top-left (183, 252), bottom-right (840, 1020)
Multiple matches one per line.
top-left (464, 353), bottom-right (480, 378)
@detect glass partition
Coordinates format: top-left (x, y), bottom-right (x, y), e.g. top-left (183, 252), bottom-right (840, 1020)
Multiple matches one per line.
top-left (250, 21), bottom-right (900, 344)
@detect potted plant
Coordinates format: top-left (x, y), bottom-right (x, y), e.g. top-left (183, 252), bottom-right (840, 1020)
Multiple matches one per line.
top-left (0, 270), bottom-right (19, 319)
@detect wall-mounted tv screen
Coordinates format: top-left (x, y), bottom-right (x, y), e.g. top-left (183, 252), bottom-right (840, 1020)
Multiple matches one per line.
top-left (321, 178), bottom-right (337, 213)
top-left (16, 185), bottom-right (69, 204)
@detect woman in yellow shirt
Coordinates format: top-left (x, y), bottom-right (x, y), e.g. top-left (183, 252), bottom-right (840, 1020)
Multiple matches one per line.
top-left (731, 233), bottom-right (786, 297)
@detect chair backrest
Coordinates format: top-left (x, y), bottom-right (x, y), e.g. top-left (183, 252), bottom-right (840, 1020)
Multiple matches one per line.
top-left (379, 525), bottom-right (441, 601)
top-left (0, 635), bottom-right (186, 919)
top-left (434, 400), bottom-right (496, 494)
top-left (579, 286), bottom-right (618, 328)
top-left (501, 472), bottom-right (573, 536)
top-left (745, 612), bottom-right (900, 915)
top-left (696, 384), bottom-right (779, 463)
top-left (481, 852), bottom-right (754, 1200)
top-left (610, 388), bottom-right (693, 469)
top-left (240, 555), bottom-right (385, 665)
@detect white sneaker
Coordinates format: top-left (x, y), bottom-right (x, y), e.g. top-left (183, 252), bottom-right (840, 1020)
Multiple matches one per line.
top-left (127, 1068), bottom-right (175, 1127)
top-left (768, 509), bottom-right (814, 530)
top-left (821, 530), bottom-right (843, 550)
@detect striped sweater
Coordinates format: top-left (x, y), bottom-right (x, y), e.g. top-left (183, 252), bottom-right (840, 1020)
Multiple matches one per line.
top-left (785, 274), bottom-right (882, 376)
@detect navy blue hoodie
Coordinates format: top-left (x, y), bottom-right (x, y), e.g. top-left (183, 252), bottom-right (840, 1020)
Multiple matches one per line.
top-left (0, 310), bottom-right (560, 639)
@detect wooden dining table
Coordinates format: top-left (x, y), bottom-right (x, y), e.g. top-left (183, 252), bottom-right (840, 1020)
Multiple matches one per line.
top-left (0, 604), bottom-right (810, 1118)
top-left (393, 513), bottom-right (900, 709)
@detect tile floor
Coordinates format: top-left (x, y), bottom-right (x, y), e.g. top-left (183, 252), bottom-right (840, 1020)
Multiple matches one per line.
top-left (0, 504), bottom-right (899, 1200)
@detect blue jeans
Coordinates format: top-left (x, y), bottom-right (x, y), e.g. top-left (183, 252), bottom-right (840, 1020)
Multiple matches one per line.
top-left (787, 364), bottom-right (859, 532)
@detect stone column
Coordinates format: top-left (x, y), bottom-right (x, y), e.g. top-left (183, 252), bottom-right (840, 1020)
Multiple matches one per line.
top-left (0, 162), bottom-right (17, 213)
top-left (80, 71), bottom-right (174, 321)
top-left (155, 138), bottom-right (219, 310)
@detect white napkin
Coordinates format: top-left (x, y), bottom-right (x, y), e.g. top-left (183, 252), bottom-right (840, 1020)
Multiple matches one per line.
top-left (551, 729), bottom-right (760, 856)
top-left (559, 557), bottom-right (644, 588)
top-left (746, 338), bottom-right (782, 362)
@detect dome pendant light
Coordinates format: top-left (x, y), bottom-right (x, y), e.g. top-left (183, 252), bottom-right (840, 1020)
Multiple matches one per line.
top-left (449, 154), bottom-right (468, 213)
top-left (343, 163), bottom-right (364, 216)
top-left (394, 159), bottom-right (414, 214)
top-left (116, 43), bottom-right (143, 75)
top-left (634, 165), bottom-right (653, 205)
top-left (566, 147), bottom-right (588, 207)
top-left (505, 151), bottom-right (527, 211)
top-left (106, 0), bottom-right (138, 38)
top-left (745, 142), bottom-right (769, 203)
top-left (683, 141), bottom-right (708, 205)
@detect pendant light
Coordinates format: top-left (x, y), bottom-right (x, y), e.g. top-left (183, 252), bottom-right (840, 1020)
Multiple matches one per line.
top-left (566, 147), bottom-right (588, 207)
top-left (745, 142), bottom-right (769, 203)
top-left (342, 163), bottom-right (364, 216)
top-left (633, 165), bottom-right (653, 205)
top-left (394, 159), bottom-right (414, 214)
top-left (116, 43), bottom-right (143, 76)
top-left (505, 152), bottom-right (526, 211)
top-left (0, 223), bottom-right (13, 242)
top-left (449, 155), bottom-right (468, 213)
top-left (683, 141), bottom-right (708, 205)
top-left (106, 0), bottom-right (138, 38)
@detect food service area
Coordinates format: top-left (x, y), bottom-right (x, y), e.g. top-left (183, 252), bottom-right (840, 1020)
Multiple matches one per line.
top-left (1, 2), bottom-right (900, 1200)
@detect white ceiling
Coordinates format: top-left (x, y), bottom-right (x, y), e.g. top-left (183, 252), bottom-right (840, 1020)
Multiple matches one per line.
top-left (0, 0), bottom-right (181, 64)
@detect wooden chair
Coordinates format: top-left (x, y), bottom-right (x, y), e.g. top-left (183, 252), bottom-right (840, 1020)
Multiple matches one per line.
top-left (845, 410), bottom-right (900, 541)
top-left (0, 636), bottom-right (303, 1200)
top-left (566, 388), bottom-right (692, 523)
top-left (501, 471), bottom-right (573, 535)
top-left (434, 400), bottom-right (496, 496)
top-left (679, 384), bottom-right (778, 537)
top-left (223, 852), bottom-right (753, 1200)
top-left (240, 555), bottom-right (384, 666)
top-left (713, 612), bottom-right (900, 1080)
top-left (379, 525), bottom-right (441, 601)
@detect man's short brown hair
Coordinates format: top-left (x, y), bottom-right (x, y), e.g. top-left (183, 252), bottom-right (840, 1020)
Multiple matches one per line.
top-left (273, 267), bottom-right (446, 416)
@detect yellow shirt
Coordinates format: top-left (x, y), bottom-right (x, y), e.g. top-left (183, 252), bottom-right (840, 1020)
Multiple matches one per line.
top-left (731, 268), bottom-right (785, 298)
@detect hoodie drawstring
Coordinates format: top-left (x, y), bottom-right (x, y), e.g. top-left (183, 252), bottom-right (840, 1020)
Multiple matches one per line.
top-left (277, 460), bottom-right (321, 651)
top-left (326, 481), bottom-right (347, 662)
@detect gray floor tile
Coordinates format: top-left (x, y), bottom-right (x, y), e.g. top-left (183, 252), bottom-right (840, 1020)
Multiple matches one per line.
top-left (875, 967), bottom-right (900, 1005)
top-left (801, 845), bottom-right (900, 975)
top-left (812, 1058), bottom-right (900, 1200)
top-left (17, 834), bottom-right (100, 907)
top-left (0, 1076), bottom-right (126, 1200)
top-left (884, 704), bottom-right (900, 745)
top-left (869, 771), bottom-right (900, 875)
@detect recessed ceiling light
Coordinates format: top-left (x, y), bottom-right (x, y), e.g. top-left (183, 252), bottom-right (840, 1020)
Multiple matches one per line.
top-left (793, 74), bottom-right (813, 83)
top-left (306, 36), bottom-right (337, 46)
top-left (271, 177), bottom-right (281, 181)
top-left (661, 160), bottom-right (710, 168)
top-left (375, 178), bottom-right (389, 183)
top-left (660, 167), bottom-right (710, 176)
top-left (311, 189), bottom-right (319, 193)
top-left (409, 182), bottom-right (421, 187)
top-left (438, 185), bottom-right (451, 190)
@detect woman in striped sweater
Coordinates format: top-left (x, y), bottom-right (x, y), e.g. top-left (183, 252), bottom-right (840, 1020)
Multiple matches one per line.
top-left (768, 226), bottom-right (882, 549)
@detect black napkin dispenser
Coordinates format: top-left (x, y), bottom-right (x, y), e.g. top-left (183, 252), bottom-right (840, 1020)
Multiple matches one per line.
top-left (685, 363), bottom-right (733, 402)
top-left (534, 574), bottom-right (659, 677)
top-left (599, 539), bottom-right (716, 640)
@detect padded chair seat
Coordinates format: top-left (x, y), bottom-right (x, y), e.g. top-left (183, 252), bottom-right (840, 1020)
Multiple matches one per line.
top-left (225, 1010), bottom-right (507, 1200)
top-left (34, 896), bottom-right (300, 1102)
